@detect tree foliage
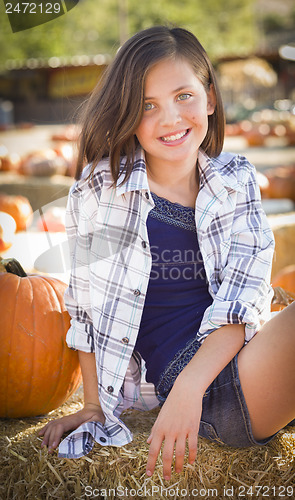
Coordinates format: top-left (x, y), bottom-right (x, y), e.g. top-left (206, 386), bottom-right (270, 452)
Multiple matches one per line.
top-left (0, 0), bottom-right (268, 68)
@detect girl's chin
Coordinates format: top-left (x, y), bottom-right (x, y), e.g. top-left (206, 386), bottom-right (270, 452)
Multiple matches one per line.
top-left (146, 149), bottom-right (199, 166)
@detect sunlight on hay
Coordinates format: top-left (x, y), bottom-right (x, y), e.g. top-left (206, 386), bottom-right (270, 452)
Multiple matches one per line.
top-left (0, 389), bottom-right (294, 500)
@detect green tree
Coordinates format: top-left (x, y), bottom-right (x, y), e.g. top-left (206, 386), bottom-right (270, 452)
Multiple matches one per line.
top-left (0, 0), bottom-right (258, 68)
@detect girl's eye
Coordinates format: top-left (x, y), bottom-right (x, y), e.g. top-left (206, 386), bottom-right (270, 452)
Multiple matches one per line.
top-left (178, 93), bottom-right (191, 101)
top-left (144, 102), bottom-right (155, 111)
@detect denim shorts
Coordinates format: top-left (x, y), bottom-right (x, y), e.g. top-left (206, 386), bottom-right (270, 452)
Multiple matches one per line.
top-left (156, 348), bottom-right (278, 448)
top-left (198, 353), bottom-right (278, 447)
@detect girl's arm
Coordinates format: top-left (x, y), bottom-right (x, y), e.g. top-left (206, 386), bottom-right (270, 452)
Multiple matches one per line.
top-left (79, 351), bottom-right (102, 408)
top-left (39, 351), bottom-right (105, 453)
top-left (146, 323), bottom-right (245, 480)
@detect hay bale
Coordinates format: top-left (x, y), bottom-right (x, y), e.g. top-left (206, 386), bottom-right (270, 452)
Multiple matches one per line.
top-left (268, 213), bottom-right (295, 279)
top-left (0, 390), bottom-right (294, 500)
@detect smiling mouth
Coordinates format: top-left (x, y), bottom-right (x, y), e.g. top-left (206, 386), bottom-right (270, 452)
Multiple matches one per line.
top-left (160, 129), bottom-right (190, 142)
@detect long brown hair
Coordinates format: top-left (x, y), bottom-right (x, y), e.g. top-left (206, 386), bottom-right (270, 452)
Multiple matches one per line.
top-left (75, 26), bottom-right (225, 183)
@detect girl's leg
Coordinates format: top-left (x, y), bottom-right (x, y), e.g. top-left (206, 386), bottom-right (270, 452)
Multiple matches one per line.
top-left (237, 302), bottom-right (295, 440)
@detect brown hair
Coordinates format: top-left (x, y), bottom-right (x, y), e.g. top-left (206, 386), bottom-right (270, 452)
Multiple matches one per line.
top-left (75, 26), bottom-right (225, 183)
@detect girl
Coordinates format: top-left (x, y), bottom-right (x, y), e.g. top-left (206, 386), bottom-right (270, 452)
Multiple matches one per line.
top-left (39, 26), bottom-right (295, 481)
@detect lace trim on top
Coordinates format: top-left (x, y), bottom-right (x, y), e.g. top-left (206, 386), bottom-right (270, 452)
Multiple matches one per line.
top-left (149, 192), bottom-right (196, 232)
top-left (155, 336), bottom-right (201, 404)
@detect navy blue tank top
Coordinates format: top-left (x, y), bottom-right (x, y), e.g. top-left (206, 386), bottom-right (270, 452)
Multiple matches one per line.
top-left (135, 192), bottom-right (213, 386)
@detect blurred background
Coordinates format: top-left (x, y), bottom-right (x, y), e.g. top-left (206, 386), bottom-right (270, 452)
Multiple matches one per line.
top-left (0, 0), bottom-right (294, 126)
top-left (0, 0), bottom-right (294, 284)
top-left (0, 0), bottom-right (294, 123)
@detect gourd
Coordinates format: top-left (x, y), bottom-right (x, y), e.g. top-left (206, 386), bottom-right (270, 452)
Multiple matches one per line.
top-left (0, 258), bottom-right (82, 418)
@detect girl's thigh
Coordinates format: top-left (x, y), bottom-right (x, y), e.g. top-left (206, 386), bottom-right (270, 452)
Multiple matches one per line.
top-left (237, 302), bottom-right (295, 441)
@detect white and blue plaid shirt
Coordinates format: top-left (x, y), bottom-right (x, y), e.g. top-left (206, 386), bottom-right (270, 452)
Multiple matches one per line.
top-left (58, 148), bottom-right (274, 458)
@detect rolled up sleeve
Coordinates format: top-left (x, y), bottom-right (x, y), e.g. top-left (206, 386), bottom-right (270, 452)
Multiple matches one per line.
top-left (199, 160), bottom-right (275, 343)
top-left (64, 171), bottom-right (100, 353)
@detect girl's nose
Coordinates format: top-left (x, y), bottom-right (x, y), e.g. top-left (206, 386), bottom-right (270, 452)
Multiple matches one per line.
top-left (159, 104), bottom-right (181, 127)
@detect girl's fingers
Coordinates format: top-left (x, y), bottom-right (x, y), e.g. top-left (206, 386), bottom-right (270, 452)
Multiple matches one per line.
top-left (40, 422), bottom-right (64, 451)
top-left (187, 432), bottom-right (198, 465)
top-left (161, 438), bottom-right (176, 480)
top-left (49, 423), bottom-right (69, 451)
top-left (146, 434), bottom-right (164, 477)
top-left (40, 427), bottom-right (52, 448)
top-left (174, 435), bottom-right (186, 474)
top-left (47, 427), bottom-right (61, 452)
top-left (146, 433), bottom-right (152, 444)
top-left (38, 422), bottom-right (50, 436)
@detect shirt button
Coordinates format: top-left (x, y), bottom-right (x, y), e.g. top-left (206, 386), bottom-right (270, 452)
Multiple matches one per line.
top-left (141, 241), bottom-right (147, 248)
top-left (99, 436), bottom-right (107, 443)
top-left (145, 192), bottom-right (150, 199)
top-left (107, 385), bottom-right (114, 393)
top-left (121, 337), bottom-right (129, 344)
top-left (133, 289), bottom-right (141, 297)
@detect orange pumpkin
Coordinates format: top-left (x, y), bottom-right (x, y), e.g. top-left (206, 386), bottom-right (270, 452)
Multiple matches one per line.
top-left (0, 212), bottom-right (16, 252)
top-left (0, 193), bottom-right (33, 231)
top-left (0, 149), bottom-right (21, 173)
top-left (271, 286), bottom-right (295, 312)
top-left (0, 258), bottom-right (82, 418)
top-left (272, 265), bottom-right (295, 295)
top-left (51, 124), bottom-right (81, 142)
top-left (271, 266), bottom-right (295, 312)
top-left (263, 166), bottom-right (295, 201)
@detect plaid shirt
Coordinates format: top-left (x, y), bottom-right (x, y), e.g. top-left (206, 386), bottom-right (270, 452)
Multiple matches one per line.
top-left (58, 148), bottom-right (274, 458)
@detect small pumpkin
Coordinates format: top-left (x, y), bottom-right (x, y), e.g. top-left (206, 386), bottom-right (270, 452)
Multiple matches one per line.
top-left (272, 265), bottom-right (295, 294)
top-left (0, 145), bottom-right (21, 173)
top-left (271, 266), bottom-right (295, 312)
top-left (0, 258), bottom-right (82, 418)
top-left (54, 142), bottom-right (77, 177)
top-left (263, 166), bottom-right (295, 201)
top-left (0, 193), bottom-right (33, 231)
top-left (271, 286), bottom-right (295, 312)
top-left (256, 171), bottom-right (270, 198)
top-left (51, 124), bottom-right (81, 142)
top-left (19, 149), bottom-right (67, 177)
top-left (37, 206), bottom-right (66, 232)
top-left (0, 212), bottom-right (16, 252)
top-left (245, 128), bottom-right (266, 147)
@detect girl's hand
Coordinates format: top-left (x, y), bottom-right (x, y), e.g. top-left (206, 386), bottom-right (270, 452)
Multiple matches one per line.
top-left (38, 403), bottom-right (105, 453)
top-left (146, 378), bottom-right (203, 480)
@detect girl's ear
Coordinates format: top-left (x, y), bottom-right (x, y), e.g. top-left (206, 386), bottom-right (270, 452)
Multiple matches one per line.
top-left (207, 84), bottom-right (216, 116)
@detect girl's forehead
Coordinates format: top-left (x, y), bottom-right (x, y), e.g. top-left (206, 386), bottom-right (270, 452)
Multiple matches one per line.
top-left (144, 58), bottom-right (204, 93)
top-left (147, 57), bottom-right (194, 75)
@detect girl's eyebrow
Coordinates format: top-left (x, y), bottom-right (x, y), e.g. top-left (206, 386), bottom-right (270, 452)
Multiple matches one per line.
top-left (144, 85), bottom-right (191, 100)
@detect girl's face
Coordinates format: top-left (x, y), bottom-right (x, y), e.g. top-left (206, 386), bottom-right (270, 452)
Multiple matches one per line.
top-left (135, 57), bottom-right (216, 170)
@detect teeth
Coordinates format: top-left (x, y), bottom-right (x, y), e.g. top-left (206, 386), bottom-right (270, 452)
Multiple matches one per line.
top-left (161, 130), bottom-right (187, 142)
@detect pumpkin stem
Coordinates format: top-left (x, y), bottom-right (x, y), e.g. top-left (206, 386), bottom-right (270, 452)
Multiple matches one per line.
top-left (0, 258), bottom-right (27, 277)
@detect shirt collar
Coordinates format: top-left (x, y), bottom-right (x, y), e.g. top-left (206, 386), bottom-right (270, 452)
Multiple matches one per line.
top-left (198, 149), bottom-right (246, 199)
top-left (115, 148), bottom-right (150, 197)
top-left (115, 147), bottom-right (246, 198)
